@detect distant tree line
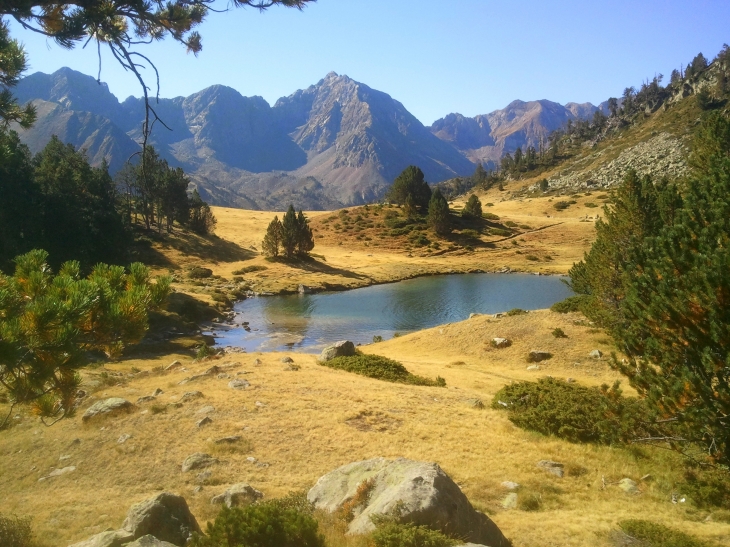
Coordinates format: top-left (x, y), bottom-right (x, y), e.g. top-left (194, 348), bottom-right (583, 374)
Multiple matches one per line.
top-left (0, 132), bottom-right (217, 273)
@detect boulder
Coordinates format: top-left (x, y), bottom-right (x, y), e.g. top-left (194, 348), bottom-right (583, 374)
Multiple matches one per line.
top-left (501, 481), bottom-right (520, 491)
top-left (67, 529), bottom-right (133, 547)
top-left (527, 350), bottom-right (552, 363)
top-left (537, 460), bottom-right (564, 478)
top-left (501, 493), bottom-right (518, 509)
top-left (210, 483), bottom-right (264, 508)
top-left (280, 356), bottom-right (294, 364)
top-left (589, 349), bottom-right (603, 359)
top-left (180, 391), bottom-right (204, 403)
top-left (491, 338), bottom-right (512, 348)
top-left (318, 341), bottom-right (356, 362)
top-left (182, 453), bottom-right (218, 473)
top-left (307, 457), bottom-right (508, 547)
top-left (121, 492), bottom-right (201, 546)
top-left (618, 478), bottom-right (639, 494)
top-left (196, 417), bottom-right (212, 428)
top-left (82, 398), bottom-right (134, 422)
top-left (124, 536), bottom-right (178, 547)
top-left (228, 379), bottom-right (250, 390)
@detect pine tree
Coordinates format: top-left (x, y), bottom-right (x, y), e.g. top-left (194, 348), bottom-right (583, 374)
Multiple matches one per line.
top-left (188, 189), bottom-right (217, 235)
top-left (296, 210), bottom-right (314, 256)
top-left (613, 113), bottom-right (730, 464)
top-left (262, 216), bottom-right (283, 258)
top-left (428, 189), bottom-right (451, 235)
top-left (403, 194), bottom-right (418, 220)
top-left (462, 194), bottom-right (482, 219)
top-left (280, 205), bottom-right (299, 259)
top-left (386, 166), bottom-right (432, 210)
top-left (0, 250), bottom-right (170, 426)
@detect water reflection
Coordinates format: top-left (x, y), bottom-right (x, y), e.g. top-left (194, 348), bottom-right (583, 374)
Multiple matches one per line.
top-left (214, 273), bottom-right (573, 353)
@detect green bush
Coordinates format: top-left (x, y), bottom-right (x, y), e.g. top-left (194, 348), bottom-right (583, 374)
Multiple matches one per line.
top-left (488, 228), bottom-right (511, 237)
top-left (505, 221), bottom-right (518, 227)
top-left (188, 266), bottom-right (213, 279)
top-left (492, 377), bottom-right (643, 444)
top-left (551, 328), bottom-right (567, 338)
top-left (232, 265), bottom-right (267, 275)
top-left (371, 522), bottom-right (456, 547)
top-left (0, 514), bottom-right (34, 547)
top-left (681, 467), bottom-right (730, 509)
top-left (482, 212), bottom-right (500, 220)
top-left (550, 295), bottom-right (589, 314)
top-left (584, 202), bottom-right (598, 208)
top-left (196, 343), bottom-right (216, 360)
top-left (553, 201), bottom-right (571, 211)
top-left (190, 498), bottom-right (324, 547)
top-left (321, 354), bottom-right (445, 387)
top-left (506, 308), bottom-right (528, 316)
top-left (372, 335), bottom-right (383, 343)
top-left (618, 520), bottom-right (712, 547)
top-left (525, 254), bottom-right (540, 261)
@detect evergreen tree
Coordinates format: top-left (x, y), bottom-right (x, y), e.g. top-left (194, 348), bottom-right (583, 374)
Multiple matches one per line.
top-left (386, 166), bottom-right (432, 210)
top-left (262, 216), bottom-right (283, 258)
top-left (607, 97), bottom-right (619, 117)
top-left (403, 194), bottom-right (418, 220)
top-left (187, 189), bottom-right (217, 235)
top-left (472, 163), bottom-right (488, 186)
top-left (427, 189), bottom-right (451, 235)
top-left (462, 194), bottom-right (482, 219)
top-left (0, 250), bottom-right (170, 426)
top-left (0, 21), bottom-right (35, 128)
top-left (613, 112), bottom-right (730, 464)
top-left (296, 210), bottom-right (315, 256)
top-left (280, 205), bottom-right (299, 259)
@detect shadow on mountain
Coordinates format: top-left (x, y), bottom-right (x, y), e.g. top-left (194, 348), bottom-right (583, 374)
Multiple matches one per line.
top-left (278, 255), bottom-right (367, 280)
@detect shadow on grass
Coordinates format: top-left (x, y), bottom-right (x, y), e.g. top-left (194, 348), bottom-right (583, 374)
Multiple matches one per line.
top-left (272, 255), bottom-right (367, 280)
top-left (130, 227), bottom-right (255, 266)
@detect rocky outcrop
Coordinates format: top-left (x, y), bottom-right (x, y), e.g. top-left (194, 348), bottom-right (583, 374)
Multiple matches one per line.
top-left (210, 483), bottom-right (264, 508)
top-left (82, 398), bottom-right (134, 422)
top-left (68, 493), bottom-right (200, 547)
top-left (181, 453), bottom-right (218, 473)
top-left (318, 340), bottom-right (356, 362)
top-left (307, 457), bottom-right (509, 547)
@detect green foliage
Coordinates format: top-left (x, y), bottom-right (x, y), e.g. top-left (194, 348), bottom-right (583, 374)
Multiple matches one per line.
top-left (488, 228), bottom-right (511, 237)
top-left (0, 513), bottom-right (34, 547)
top-left (188, 189), bottom-right (217, 235)
top-left (681, 467), bottom-right (730, 509)
top-left (506, 308), bottom-right (527, 316)
top-left (190, 498), bottom-right (324, 547)
top-left (551, 328), bottom-right (567, 338)
top-left (553, 200), bottom-right (571, 210)
top-left (276, 206), bottom-right (315, 259)
top-left (0, 21), bottom-right (36, 128)
top-left (372, 335), bottom-right (383, 343)
top-left (618, 520), bottom-right (712, 547)
top-left (550, 295), bottom-right (589, 314)
top-left (196, 343), bottom-right (216, 360)
top-left (262, 216), bottom-right (284, 258)
top-left (371, 522), bottom-right (456, 547)
top-left (525, 254), bottom-right (539, 261)
top-left (0, 250), bottom-right (170, 426)
top-left (320, 354), bottom-right (445, 387)
top-left (232, 265), bottom-right (267, 275)
top-left (482, 212), bottom-right (500, 220)
top-left (517, 494), bottom-right (541, 512)
top-left (386, 166), bottom-right (432, 210)
top-left (427, 189), bottom-right (451, 236)
top-left (492, 378), bottom-right (645, 445)
top-left (539, 179), bottom-right (549, 192)
top-left (188, 267), bottom-right (213, 279)
top-left (462, 194), bottom-right (483, 219)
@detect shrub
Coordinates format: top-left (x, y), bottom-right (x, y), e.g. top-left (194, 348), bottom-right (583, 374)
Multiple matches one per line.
top-left (525, 254), bottom-right (540, 261)
top-left (505, 221), bottom-right (518, 227)
top-left (584, 202), bottom-right (598, 208)
top-left (506, 308), bottom-right (528, 316)
top-left (551, 328), bottom-right (567, 338)
top-left (488, 228), bottom-right (511, 237)
top-left (461, 229), bottom-right (480, 238)
top-left (320, 354), bottom-right (445, 387)
top-left (553, 201), bottom-right (571, 211)
top-left (190, 498), bottom-right (324, 547)
top-left (371, 522), bottom-right (456, 547)
top-left (518, 494), bottom-right (541, 512)
top-left (618, 520), bottom-right (712, 547)
top-left (550, 295), bottom-right (589, 314)
top-left (0, 514), bottom-right (34, 547)
top-left (188, 267), bottom-right (213, 279)
top-left (232, 265), bottom-right (267, 275)
top-left (372, 335), bottom-right (383, 343)
top-left (196, 343), bottom-right (216, 360)
top-left (492, 377), bottom-right (643, 444)
top-left (681, 467), bottom-right (730, 509)
top-left (482, 212), bottom-right (500, 220)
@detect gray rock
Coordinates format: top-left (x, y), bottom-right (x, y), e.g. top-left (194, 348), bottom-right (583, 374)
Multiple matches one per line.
top-left (182, 453), bottom-right (218, 473)
top-left (121, 492), bottom-right (201, 546)
top-left (469, 313), bottom-right (481, 319)
top-left (467, 398), bottom-right (485, 409)
top-left (307, 457), bottom-right (508, 547)
top-left (196, 417), bottom-right (212, 428)
top-left (537, 460), bottom-right (564, 478)
top-left (195, 405), bottom-right (215, 415)
top-left (589, 349), bottom-right (603, 359)
top-left (124, 535), bottom-right (177, 547)
top-left (526, 365), bottom-right (540, 371)
top-left (228, 379), bottom-right (250, 390)
top-left (253, 359), bottom-right (262, 366)
top-left (137, 396), bottom-right (156, 404)
top-left (501, 481), bottom-right (520, 491)
top-left (67, 529), bottom-right (134, 547)
top-left (118, 434), bottom-right (132, 444)
top-left (280, 356), bottom-right (294, 364)
top-left (164, 360), bottom-right (182, 371)
top-left (214, 435), bottom-right (241, 444)
top-left (501, 492), bottom-right (518, 509)
top-left (528, 350), bottom-right (552, 363)
top-left (211, 483), bottom-right (264, 508)
top-left (39, 466), bottom-right (76, 481)
top-left (618, 478), bottom-right (639, 494)
top-left (318, 340), bottom-right (356, 362)
top-left (152, 388), bottom-right (164, 396)
top-left (180, 391), bottom-right (204, 403)
top-left (82, 398), bottom-right (134, 422)
top-left (491, 337), bottom-right (512, 348)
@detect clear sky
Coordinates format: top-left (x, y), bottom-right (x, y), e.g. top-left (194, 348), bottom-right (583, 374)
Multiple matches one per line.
top-left (8, 0), bottom-right (730, 125)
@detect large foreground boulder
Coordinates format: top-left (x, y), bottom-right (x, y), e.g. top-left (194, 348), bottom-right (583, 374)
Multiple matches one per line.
top-left (67, 529), bottom-right (133, 547)
top-left (307, 458), bottom-right (509, 547)
top-left (211, 483), bottom-right (264, 507)
top-left (318, 340), bottom-right (356, 362)
top-left (121, 492), bottom-right (201, 545)
top-left (82, 398), bottom-right (134, 422)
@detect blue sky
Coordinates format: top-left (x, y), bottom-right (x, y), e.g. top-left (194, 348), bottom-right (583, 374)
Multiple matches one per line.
top-left (8, 0), bottom-right (730, 125)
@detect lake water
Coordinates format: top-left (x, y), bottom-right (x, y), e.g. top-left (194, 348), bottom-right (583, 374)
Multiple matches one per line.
top-left (212, 273), bottom-right (573, 353)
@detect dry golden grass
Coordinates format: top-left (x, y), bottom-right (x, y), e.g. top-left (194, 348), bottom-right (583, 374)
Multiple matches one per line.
top-left (2, 311), bottom-right (729, 547)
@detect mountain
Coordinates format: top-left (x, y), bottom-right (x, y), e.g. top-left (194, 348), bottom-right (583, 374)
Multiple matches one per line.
top-left (430, 99), bottom-right (598, 166)
top-left (12, 67), bottom-right (605, 209)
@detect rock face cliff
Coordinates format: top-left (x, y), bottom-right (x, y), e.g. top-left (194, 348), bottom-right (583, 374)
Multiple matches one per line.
top-left (430, 99), bottom-right (597, 167)
top-left (13, 68), bottom-right (603, 209)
